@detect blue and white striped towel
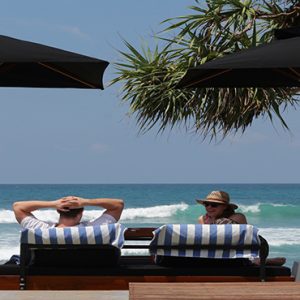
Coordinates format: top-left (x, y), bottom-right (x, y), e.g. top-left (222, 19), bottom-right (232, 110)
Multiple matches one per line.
top-left (20, 223), bottom-right (126, 249)
top-left (149, 224), bottom-right (260, 259)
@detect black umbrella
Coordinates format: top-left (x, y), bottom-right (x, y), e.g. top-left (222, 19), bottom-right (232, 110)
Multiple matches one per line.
top-left (177, 29), bottom-right (300, 88)
top-left (274, 26), bottom-right (300, 40)
top-left (0, 35), bottom-right (109, 89)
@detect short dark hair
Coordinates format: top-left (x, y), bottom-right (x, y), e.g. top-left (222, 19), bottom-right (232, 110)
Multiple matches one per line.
top-left (57, 207), bottom-right (84, 218)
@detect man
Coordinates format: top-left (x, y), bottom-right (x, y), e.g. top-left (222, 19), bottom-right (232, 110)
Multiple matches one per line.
top-left (13, 196), bottom-right (124, 229)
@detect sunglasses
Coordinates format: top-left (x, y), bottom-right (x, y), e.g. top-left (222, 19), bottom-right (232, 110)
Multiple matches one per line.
top-left (203, 202), bottom-right (222, 208)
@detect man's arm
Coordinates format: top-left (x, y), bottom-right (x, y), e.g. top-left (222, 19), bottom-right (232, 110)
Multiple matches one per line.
top-left (13, 199), bottom-right (70, 223)
top-left (66, 197), bottom-right (124, 221)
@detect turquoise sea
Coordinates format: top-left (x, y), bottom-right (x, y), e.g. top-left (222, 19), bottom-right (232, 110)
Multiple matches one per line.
top-left (0, 184), bottom-right (299, 267)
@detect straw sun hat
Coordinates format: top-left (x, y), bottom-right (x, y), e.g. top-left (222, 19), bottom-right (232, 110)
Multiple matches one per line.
top-left (196, 190), bottom-right (238, 210)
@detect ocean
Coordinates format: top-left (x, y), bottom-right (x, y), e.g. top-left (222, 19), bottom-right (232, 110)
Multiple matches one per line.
top-left (0, 184), bottom-right (299, 268)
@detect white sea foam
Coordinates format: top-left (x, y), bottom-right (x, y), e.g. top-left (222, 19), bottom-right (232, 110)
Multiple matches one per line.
top-left (0, 209), bottom-right (18, 223)
top-left (272, 204), bottom-right (295, 207)
top-left (0, 203), bottom-right (189, 224)
top-left (0, 246), bottom-right (20, 264)
top-left (120, 203), bottom-right (188, 221)
top-left (238, 203), bottom-right (261, 213)
top-left (84, 203), bottom-right (189, 221)
top-left (259, 228), bottom-right (300, 246)
top-left (238, 202), bottom-right (297, 214)
top-left (0, 209), bottom-right (61, 224)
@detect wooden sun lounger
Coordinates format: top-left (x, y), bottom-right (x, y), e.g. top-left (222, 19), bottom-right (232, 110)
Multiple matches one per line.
top-left (0, 227), bottom-right (295, 290)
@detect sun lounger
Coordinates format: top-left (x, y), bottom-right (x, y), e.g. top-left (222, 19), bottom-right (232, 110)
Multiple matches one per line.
top-left (149, 224), bottom-right (268, 281)
top-left (19, 223), bottom-right (126, 289)
top-left (0, 226), bottom-right (294, 290)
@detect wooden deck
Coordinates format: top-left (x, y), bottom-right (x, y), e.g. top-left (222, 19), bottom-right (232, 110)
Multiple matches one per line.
top-left (0, 290), bottom-right (129, 300)
top-left (129, 282), bottom-right (300, 300)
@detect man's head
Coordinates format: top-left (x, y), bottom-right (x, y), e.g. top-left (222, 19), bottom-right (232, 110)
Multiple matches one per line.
top-left (57, 207), bottom-right (84, 226)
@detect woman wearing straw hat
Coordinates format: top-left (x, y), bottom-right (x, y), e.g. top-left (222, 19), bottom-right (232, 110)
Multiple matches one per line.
top-left (197, 190), bottom-right (247, 224)
top-left (197, 190), bottom-right (286, 266)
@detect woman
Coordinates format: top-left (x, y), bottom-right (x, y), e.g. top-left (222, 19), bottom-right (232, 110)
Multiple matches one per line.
top-left (197, 190), bottom-right (247, 224)
top-left (197, 190), bottom-right (286, 266)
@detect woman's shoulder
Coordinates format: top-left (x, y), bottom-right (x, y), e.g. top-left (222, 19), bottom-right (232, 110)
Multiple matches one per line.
top-left (198, 215), bottom-right (205, 224)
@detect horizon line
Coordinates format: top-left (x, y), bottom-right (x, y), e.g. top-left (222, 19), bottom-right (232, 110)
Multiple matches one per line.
top-left (1, 182), bottom-right (300, 185)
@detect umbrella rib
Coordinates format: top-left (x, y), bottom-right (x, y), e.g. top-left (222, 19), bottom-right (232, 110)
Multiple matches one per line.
top-left (38, 62), bottom-right (97, 88)
top-left (289, 68), bottom-right (300, 77)
top-left (184, 69), bottom-right (232, 87)
top-left (274, 68), bottom-right (300, 83)
top-left (0, 63), bottom-right (16, 73)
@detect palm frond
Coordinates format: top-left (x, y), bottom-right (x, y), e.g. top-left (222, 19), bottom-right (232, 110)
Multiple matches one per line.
top-left (111, 0), bottom-right (300, 141)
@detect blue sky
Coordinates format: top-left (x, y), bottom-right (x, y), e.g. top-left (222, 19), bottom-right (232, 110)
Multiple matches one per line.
top-left (0, 0), bottom-right (299, 184)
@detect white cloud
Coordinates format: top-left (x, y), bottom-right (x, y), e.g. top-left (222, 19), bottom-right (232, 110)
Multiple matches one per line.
top-left (57, 25), bottom-right (91, 41)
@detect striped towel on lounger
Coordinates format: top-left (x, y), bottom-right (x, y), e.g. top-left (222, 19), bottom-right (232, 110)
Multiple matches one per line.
top-left (149, 224), bottom-right (261, 259)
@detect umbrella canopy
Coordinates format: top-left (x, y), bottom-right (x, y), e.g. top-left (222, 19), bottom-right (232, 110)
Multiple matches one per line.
top-left (0, 35), bottom-right (109, 89)
top-left (274, 26), bottom-right (300, 40)
top-left (177, 29), bottom-right (300, 88)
